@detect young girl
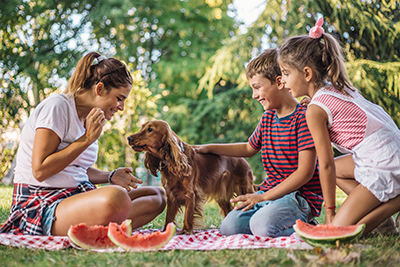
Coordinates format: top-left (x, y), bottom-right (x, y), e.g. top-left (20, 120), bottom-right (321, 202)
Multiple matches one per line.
top-left (278, 18), bottom-right (400, 234)
top-left (0, 52), bottom-right (166, 236)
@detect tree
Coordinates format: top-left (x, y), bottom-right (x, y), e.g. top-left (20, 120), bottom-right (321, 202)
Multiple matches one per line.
top-left (89, 0), bottom-right (238, 103)
top-left (199, 0), bottom-right (400, 124)
top-left (87, 0), bottom-right (271, 179)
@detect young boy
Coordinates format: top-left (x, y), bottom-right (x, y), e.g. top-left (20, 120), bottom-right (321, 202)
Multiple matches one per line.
top-left (195, 48), bottom-right (323, 237)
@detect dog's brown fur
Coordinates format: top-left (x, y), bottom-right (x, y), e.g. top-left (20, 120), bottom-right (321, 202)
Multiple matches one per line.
top-left (127, 120), bottom-right (255, 234)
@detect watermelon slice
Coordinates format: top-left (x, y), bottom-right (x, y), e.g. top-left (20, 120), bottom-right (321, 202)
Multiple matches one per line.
top-left (293, 219), bottom-right (365, 248)
top-left (108, 222), bottom-right (176, 251)
top-left (68, 219), bottom-right (132, 250)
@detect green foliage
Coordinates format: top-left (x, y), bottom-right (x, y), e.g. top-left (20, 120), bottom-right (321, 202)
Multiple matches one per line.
top-left (196, 0), bottom-right (399, 182)
top-left (200, 0), bottom-right (400, 125)
top-left (88, 0), bottom-right (257, 176)
top-left (0, 0), bottom-right (100, 179)
top-left (88, 0), bottom-right (238, 105)
top-left (347, 60), bottom-right (400, 125)
top-left (96, 70), bottom-right (160, 171)
top-left (1, 0), bottom-right (399, 185)
top-left (0, 0), bottom-right (100, 108)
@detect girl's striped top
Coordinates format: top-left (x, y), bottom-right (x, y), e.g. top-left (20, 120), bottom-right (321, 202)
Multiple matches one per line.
top-left (310, 86), bottom-right (367, 150)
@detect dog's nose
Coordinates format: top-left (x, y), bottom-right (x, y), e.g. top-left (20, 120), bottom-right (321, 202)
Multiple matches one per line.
top-left (127, 136), bottom-right (133, 143)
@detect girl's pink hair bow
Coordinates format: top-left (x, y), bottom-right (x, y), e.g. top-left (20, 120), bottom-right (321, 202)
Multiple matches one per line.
top-left (309, 17), bottom-right (325, 39)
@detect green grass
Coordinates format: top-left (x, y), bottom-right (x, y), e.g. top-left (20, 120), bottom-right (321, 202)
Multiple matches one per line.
top-left (0, 185), bottom-right (399, 267)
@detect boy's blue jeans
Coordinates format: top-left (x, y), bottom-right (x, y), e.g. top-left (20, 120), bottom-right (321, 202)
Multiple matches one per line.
top-left (219, 191), bottom-right (312, 237)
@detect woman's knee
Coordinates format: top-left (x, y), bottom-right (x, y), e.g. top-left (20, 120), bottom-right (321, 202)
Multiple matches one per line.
top-left (153, 187), bottom-right (166, 202)
top-left (100, 186), bottom-right (132, 215)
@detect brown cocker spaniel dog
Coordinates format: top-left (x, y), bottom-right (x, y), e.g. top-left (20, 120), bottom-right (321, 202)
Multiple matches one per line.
top-left (127, 120), bottom-right (255, 234)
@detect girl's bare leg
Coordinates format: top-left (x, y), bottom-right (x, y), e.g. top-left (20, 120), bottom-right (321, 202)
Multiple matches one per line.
top-left (334, 154), bottom-right (400, 234)
top-left (333, 184), bottom-right (381, 227)
top-left (51, 185), bottom-right (166, 236)
top-left (335, 154), bottom-right (358, 195)
top-left (358, 194), bottom-right (400, 233)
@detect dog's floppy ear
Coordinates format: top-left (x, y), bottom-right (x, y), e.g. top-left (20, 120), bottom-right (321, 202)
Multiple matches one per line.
top-left (144, 152), bottom-right (161, 177)
top-left (160, 126), bottom-right (191, 177)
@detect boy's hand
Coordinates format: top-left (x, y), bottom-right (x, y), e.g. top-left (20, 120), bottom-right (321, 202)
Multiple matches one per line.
top-left (231, 193), bottom-right (265, 212)
top-left (193, 145), bottom-right (209, 154)
top-left (299, 96), bottom-right (311, 107)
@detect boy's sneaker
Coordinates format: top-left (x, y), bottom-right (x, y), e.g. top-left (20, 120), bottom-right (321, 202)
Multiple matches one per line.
top-left (371, 216), bottom-right (398, 234)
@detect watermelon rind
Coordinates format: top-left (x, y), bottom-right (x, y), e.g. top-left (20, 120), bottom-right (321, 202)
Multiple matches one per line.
top-left (293, 220), bottom-right (365, 248)
top-left (108, 222), bottom-right (176, 251)
top-left (68, 219), bottom-right (132, 250)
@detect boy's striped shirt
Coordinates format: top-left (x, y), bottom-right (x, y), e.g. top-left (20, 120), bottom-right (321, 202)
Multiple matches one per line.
top-left (249, 104), bottom-right (323, 216)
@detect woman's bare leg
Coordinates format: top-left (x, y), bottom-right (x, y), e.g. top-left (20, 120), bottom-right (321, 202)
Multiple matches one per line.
top-left (51, 185), bottom-right (166, 236)
top-left (51, 185), bottom-right (132, 236)
top-left (126, 186), bottom-right (166, 229)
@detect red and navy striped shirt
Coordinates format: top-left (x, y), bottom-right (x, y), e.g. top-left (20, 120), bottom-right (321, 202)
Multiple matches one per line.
top-left (249, 104), bottom-right (323, 216)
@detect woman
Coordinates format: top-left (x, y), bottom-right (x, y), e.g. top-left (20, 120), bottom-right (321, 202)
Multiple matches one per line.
top-left (0, 52), bottom-right (166, 236)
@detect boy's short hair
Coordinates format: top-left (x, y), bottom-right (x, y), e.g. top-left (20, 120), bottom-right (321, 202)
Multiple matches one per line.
top-left (246, 48), bottom-right (281, 82)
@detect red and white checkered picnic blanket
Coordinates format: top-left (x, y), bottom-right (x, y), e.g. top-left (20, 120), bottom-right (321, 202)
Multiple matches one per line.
top-left (0, 233), bottom-right (71, 250)
top-left (0, 229), bottom-right (312, 251)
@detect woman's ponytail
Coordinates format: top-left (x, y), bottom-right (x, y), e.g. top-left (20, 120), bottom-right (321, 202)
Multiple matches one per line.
top-left (63, 52), bottom-right (132, 97)
top-left (63, 52), bottom-right (101, 97)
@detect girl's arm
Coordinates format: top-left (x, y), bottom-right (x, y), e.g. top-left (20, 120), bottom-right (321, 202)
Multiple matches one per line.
top-left (195, 142), bottom-right (259, 158)
top-left (31, 108), bottom-right (105, 182)
top-left (306, 105), bottom-right (337, 224)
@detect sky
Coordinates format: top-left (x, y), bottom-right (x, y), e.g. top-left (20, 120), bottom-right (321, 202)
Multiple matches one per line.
top-left (233, 0), bottom-right (266, 29)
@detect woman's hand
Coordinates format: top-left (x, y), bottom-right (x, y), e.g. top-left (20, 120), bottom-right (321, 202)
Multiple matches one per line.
top-left (84, 108), bottom-right (106, 144)
top-left (231, 193), bottom-right (265, 212)
top-left (110, 167), bottom-right (143, 191)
